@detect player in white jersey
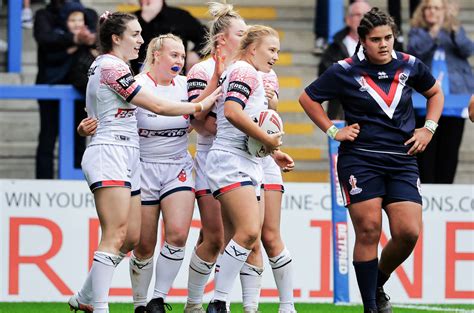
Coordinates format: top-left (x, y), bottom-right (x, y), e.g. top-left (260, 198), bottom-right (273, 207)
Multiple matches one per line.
top-left (259, 70), bottom-right (297, 313)
top-left (184, 4), bottom-right (246, 312)
top-left (69, 12), bottom-right (220, 313)
top-left (205, 25), bottom-right (290, 313)
top-left (128, 34), bottom-right (195, 313)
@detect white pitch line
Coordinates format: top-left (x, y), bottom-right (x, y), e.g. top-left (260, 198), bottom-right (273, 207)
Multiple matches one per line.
top-left (394, 304), bottom-right (474, 312)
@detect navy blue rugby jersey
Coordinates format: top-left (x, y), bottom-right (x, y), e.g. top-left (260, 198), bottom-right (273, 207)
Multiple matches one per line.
top-left (305, 50), bottom-right (436, 154)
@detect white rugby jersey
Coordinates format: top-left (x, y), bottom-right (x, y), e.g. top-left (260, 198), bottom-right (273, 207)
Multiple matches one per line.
top-left (212, 60), bottom-right (267, 160)
top-left (187, 58), bottom-right (217, 152)
top-left (86, 54), bottom-right (141, 148)
top-left (135, 73), bottom-right (190, 162)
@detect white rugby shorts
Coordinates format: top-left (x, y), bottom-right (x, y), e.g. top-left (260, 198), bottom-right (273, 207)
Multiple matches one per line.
top-left (206, 149), bottom-right (262, 199)
top-left (194, 150), bottom-right (212, 198)
top-left (81, 144), bottom-right (141, 195)
top-left (140, 154), bottom-right (195, 205)
top-left (261, 155), bottom-right (284, 192)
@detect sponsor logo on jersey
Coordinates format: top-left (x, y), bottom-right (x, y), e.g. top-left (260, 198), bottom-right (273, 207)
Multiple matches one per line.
top-left (348, 175), bottom-right (362, 195)
top-left (228, 81), bottom-right (251, 99)
top-left (114, 135), bottom-right (130, 141)
top-left (399, 72), bottom-right (409, 86)
top-left (187, 78), bottom-right (207, 91)
top-left (87, 65), bottom-right (98, 77)
top-left (116, 73), bottom-right (135, 90)
top-left (115, 108), bottom-right (136, 118)
top-left (138, 127), bottom-right (188, 138)
top-left (377, 71), bottom-right (388, 79)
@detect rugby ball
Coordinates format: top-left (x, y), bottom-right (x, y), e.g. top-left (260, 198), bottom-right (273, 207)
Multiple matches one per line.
top-left (247, 109), bottom-right (283, 157)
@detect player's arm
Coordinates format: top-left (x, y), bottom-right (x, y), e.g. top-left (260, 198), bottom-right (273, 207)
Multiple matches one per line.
top-left (189, 49), bottom-right (225, 120)
top-left (404, 81), bottom-right (444, 155)
top-left (299, 91), bottom-right (359, 142)
top-left (224, 101), bottom-right (281, 152)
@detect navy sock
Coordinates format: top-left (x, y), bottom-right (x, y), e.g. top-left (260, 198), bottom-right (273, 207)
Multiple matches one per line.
top-left (353, 258), bottom-right (378, 310)
top-left (377, 268), bottom-right (390, 288)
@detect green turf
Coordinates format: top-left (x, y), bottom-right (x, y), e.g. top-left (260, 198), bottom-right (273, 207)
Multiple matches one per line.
top-left (1, 302), bottom-right (473, 313)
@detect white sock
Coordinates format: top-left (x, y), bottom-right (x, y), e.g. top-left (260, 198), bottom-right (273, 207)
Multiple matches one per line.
top-left (152, 242), bottom-right (185, 299)
top-left (240, 262), bottom-right (264, 312)
top-left (91, 251), bottom-right (122, 313)
top-left (212, 239), bottom-right (251, 302)
top-left (78, 252), bottom-right (126, 304)
top-left (269, 248), bottom-right (295, 311)
top-left (130, 252), bottom-right (154, 309)
top-left (187, 249), bottom-right (215, 304)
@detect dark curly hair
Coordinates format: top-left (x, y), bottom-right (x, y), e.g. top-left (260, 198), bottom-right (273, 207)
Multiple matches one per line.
top-left (354, 7), bottom-right (398, 54)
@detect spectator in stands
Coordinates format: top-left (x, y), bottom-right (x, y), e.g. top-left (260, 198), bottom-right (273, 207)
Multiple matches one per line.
top-left (318, 0), bottom-right (371, 119)
top-left (408, 0), bottom-right (473, 183)
top-left (33, 0), bottom-right (97, 179)
top-left (313, 0), bottom-right (418, 54)
top-left (22, 0), bottom-right (33, 29)
top-left (131, 0), bottom-right (207, 74)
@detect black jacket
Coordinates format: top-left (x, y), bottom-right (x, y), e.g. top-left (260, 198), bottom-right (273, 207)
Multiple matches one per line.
top-left (34, 4), bottom-right (97, 84)
top-left (131, 4), bottom-right (207, 73)
top-left (318, 27), bottom-right (351, 76)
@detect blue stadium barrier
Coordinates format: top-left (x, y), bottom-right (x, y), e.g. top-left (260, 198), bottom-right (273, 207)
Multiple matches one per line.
top-left (0, 85), bottom-right (84, 179)
top-left (328, 0), bottom-right (344, 44)
top-left (7, 0), bottom-right (22, 73)
top-left (328, 120), bottom-right (350, 304)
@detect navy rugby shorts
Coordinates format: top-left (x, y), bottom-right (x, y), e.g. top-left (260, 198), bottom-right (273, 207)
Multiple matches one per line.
top-left (337, 149), bottom-right (422, 207)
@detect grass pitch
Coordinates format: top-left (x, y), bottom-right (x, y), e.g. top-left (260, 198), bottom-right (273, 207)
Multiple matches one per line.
top-left (1, 302), bottom-right (473, 312)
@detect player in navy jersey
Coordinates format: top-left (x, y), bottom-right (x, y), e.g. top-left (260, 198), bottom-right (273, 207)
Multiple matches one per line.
top-left (299, 8), bottom-right (443, 313)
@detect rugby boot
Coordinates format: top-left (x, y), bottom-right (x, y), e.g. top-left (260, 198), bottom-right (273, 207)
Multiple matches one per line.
top-left (146, 297), bottom-right (172, 313)
top-left (206, 300), bottom-right (227, 313)
top-left (376, 287), bottom-right (393, 313)
top-left (135, 306), bottom-right (147, 313)
top-left (68, 293), bottom-right (93, 313)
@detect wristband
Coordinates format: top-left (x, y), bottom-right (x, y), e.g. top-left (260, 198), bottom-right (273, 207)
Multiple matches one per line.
top-left (424, 119), bottom-right (438, 134)
top-left (326, 125), bottom-right (340, 140)
top-left (194, 102), bottom-right (203, 113)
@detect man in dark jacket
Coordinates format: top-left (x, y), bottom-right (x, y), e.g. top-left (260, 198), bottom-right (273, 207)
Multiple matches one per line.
top-left (131, 0), bottom-right (207, 74)
top-left (318, 0), bottom-right (371, 119)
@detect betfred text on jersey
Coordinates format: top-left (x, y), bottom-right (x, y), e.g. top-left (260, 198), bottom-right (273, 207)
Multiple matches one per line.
top-left (139, 127), bottom-right (188, 138)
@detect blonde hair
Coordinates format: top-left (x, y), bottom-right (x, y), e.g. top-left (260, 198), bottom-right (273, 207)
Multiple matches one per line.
top-left (201, 1), bottom-right (243, 55)
top-left (142, 33), bottom-right (183, 72)
top-left (411, 0), bottom-right (459, 31)
top-left (236, 25), bottom-right (279, 59)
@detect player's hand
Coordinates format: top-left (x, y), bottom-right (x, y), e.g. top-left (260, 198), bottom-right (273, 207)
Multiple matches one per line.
top-left (200, 86), bottom-right (222, 111)
top-left (212, 46), bottom-right (226, 78)
top-left (335, 123), bottom-right (360, 142)
top-left (77, 117), bottom-right (98, 137)
top-left (264, 132), bottom-right (283, 153)
top-left (272, 150), bottom-right (295, 172)
top-left (264, 84), bottom-right (276, 102)
top-left (404, 127), bottom-right (433, 155)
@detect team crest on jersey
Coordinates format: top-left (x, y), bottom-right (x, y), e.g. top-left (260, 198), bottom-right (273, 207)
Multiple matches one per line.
top-left (399, 72), bottom-right (409, 86)
top-left (178, 169), bottom-right (187, 182)
top-left (348, 175), bottom-right (362, 195)
top-left (357, 77), bottom-right (369, 92)
top-left (377, 71), bottom-right (388, 79)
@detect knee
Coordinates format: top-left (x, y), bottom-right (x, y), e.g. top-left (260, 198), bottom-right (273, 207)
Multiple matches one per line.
top-left (207, 233), bottom-right (225, 255)
top-left (261, 229), bottom-right (282, 256)
top-left (166, 228), bottom-right (189, 247)
top-left (235, 228), bottom-right (260, 249)
top-left (395, 228), bottom-right (420, 248)
top-left (355, 222), bottom-right (381, 246)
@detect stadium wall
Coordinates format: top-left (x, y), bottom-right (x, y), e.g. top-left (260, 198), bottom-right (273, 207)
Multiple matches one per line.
top-left (0, 180), bottom-right (472, 303)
